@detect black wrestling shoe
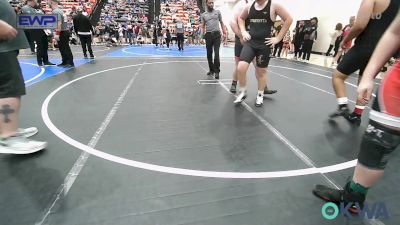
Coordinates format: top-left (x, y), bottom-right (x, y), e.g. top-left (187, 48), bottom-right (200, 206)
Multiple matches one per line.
top-left (230, 83), bottom-right (237, 93)
top-left (264, 89), bottom-right (277, 95)
top-left (345, 112), bottom-right (361, 126)
top-left (313, 182), bottom-right (365, 215)
top-left (329, 106), bottom-right (350, 118)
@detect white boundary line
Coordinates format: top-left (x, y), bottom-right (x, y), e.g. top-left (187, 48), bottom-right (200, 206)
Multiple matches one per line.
top-left (41, 60), bottom-right (357, 180)
top-left (275, 58), bottom-right (381, 85)
top-left (274, 58), bottom-right (333, 73)
top-left (36, 60), bottom-right (146, 225)
top-left (156, 48), bottom-right (206, 53)
top-left (270, 65), bottom-right (377, 98)
top-left (120, 46), bottom-right (233, 58)
top-left (20, 62), bottom-right (45, 84)
top-left (196, 62), bottom-right (343, 189)
top-left (20, 47), bottom-right (111, 57)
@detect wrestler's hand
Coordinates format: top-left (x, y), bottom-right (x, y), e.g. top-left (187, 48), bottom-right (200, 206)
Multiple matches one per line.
top-left (241, 31), bottom-right (251, 42)
top-left (340, 40), bottom-right (348, 50)
top-left (357, 76), bottom-right (375, 104)
top-left (265, 37), bottom-right (280, 46)
top-left (240, 37), bottom-right (244, 45)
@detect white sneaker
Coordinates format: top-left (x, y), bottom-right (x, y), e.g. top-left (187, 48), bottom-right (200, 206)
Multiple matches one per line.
top-left (0, 135), bottom-right (47, 154)
top-left (255, 94), bottom-right (263, 107)
top-left (17, 127), bottom-right (38, 138)
top-left (234, 91), bottom-right (247, 104)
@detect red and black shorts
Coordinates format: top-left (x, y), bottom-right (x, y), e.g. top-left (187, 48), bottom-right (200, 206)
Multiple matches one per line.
top-left (370, 60), bottom-right (400, 128)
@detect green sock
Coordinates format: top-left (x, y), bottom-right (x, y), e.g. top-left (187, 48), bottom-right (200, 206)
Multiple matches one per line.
top-left (350, 180), bottom-right (369, 196)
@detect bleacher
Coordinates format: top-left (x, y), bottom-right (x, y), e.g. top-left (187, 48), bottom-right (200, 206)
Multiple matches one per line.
top-left (99, 0), bottom-right (149, 24)
top-left (160, 0), bottom-right (200, 34)
top-left (9, 0), bottom-right (97, 15)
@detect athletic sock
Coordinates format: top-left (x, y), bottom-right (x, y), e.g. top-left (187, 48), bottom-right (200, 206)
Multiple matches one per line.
top-left (349, 180), bottom-right (369, 196)
top-left (353, 105), bottom-right (365, 116)
top-left (337, 97), bottom-right (348, 109)
top-left (257, 90), bottom-right (263, 96)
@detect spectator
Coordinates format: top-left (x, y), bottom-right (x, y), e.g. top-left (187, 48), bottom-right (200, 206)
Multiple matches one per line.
top-left (326, 23), bottom-right (343, 56)
top-left (73, 7), bottom-right (95, 58)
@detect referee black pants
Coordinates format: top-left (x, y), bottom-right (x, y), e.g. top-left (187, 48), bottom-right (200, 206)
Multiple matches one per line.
top-left (59, 31), bottom-right (74, 65)
top-left (205, 31), bottom-right (221, 73)
top-left (33, 30), bottom-right (49, 65)
top-left (24, 30), bottom-right (36, 53)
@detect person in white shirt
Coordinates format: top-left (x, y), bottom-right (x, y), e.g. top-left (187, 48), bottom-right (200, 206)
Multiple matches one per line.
top-left (326, 23), bottom-right (343, 56)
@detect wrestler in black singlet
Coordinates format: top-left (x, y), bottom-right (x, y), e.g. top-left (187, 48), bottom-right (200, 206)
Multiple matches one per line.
top-left (239, 0), bottom-right (274, 68)
top-left (337, 0), bottom-right (399, 76)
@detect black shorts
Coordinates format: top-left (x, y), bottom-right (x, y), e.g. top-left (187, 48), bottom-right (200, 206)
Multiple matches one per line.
top-left (0, 51), bottom-right (26, 98)
top-left (239, 40), bottom-right (271, 68)
top-left (234, 36), bottom-right (243, 58)
top-left (336, 45), bottom-right (373, 76)
top-left (177, 33), bottom-right (184, 42)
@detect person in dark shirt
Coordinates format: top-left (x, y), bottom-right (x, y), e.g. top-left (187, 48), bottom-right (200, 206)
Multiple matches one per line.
top-left (165, 28), bottom-right (172, 49)
top-left (292, 20), bottom-right (305, 60)
top-left (73, 7), bottom-right (95, 58)
top-left (0, 0), bottom-right (47, 154)
top-left (272, 24), bottom-right (284, 57)
top-left (300, 17), bottom-right (318, 61)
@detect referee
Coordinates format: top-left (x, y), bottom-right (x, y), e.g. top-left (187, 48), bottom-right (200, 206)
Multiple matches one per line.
top-left (201, 0), bottom-right (227, 79)
top-left (50, 0), bottom-right (74, 67)
top-left (21, 0), bottom-right (54, 67)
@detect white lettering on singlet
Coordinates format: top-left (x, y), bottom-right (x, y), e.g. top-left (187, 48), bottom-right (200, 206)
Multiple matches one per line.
top-left (250, 19), bottom-right (268, 23)
top-left (371, 13), bottom-right (382, 20)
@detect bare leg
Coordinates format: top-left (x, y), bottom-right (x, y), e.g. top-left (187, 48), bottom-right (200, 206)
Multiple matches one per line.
top-left (353, 163), bottom-right (385, 188)
top-left (255, 66), bottom-right (267, 92)
top-left (230, 59), bottom-right (240, 93)
top-left (332, 69), bottom-right (348, 98)
top-left (253, 60), bottom-right (277, 94)
top-left (237, 61), bottom-right (250, 89)
top-left (0, 97), bottom-right (20, 138)
top-left (232, 59), bottom-right (239, 81)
